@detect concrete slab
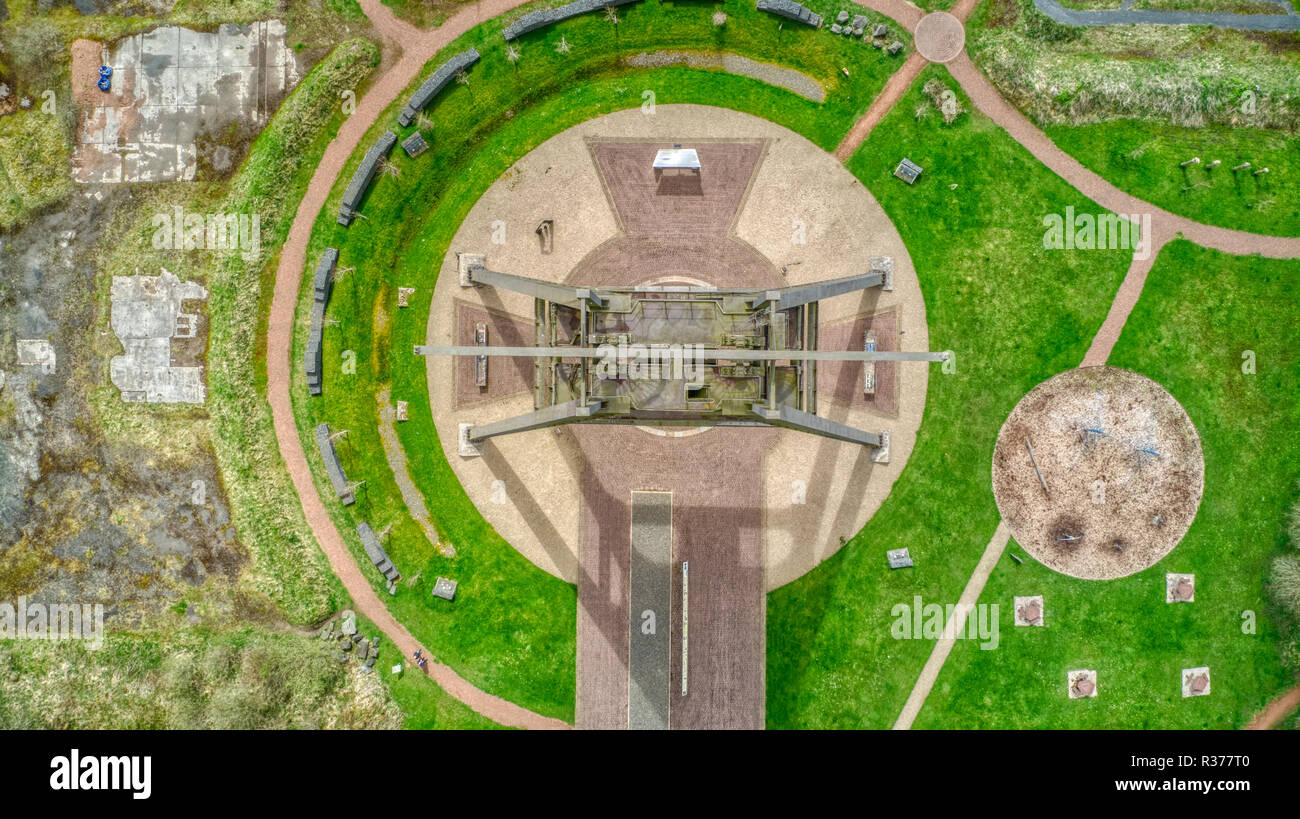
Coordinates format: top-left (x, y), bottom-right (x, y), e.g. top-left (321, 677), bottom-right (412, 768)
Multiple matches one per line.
top-left (16, 339), bottom-right (56, 374)
top-left (629, 491), bottom-right (672, 730)
top-left (109, 268), bottom-right (208, 404)
top-left (72, 21), bottom-right (300, 183)
top-left (1182, 666), bottom-right (1211, 697)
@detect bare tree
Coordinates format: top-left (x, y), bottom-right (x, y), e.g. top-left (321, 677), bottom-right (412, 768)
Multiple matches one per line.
top-left (556, 35), bottom-right (571, 55)
top-left (379, 158), bottom-right (401, 178)
top-left (505, 44), bottom-right (522, 70)
top-left (415, 111), bottom-right (434, 133)
top-left (455, 68), bottom-right (473, 98)
top-left (605, 5), bottom-right (621, 38)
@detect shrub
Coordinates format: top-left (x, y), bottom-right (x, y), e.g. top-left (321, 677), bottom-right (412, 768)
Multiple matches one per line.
top-left (1267, 489), bottom-right (1300, 670)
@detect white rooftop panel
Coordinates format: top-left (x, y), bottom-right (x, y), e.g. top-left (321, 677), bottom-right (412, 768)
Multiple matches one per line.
top-left (652, 148), bottom-right (701, 169)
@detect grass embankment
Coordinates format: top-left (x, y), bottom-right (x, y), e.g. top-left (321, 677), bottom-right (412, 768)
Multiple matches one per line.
top-left (765, 65), bottom-right (1132, 728)
top-left (291, 0), bottom-right (909, 722)
top-left (915, 241), bottom-right (1299, 728)
top-left (382, 0), bottom-right (454, 28)
top-left (1046, 121), bottom-right (1300, 237)
top-left (970, 0), bottom-right (1300, 133)
top-left (0, 106), bottom-right (71, 230)
top-left (352, 612), bottom-right (506, 729)
top-left (0, 622), bottom-right (403, 729)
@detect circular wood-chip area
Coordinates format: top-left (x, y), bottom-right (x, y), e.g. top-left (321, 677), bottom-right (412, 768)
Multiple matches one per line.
top-left (992, 366), bottom-right (1204, 580)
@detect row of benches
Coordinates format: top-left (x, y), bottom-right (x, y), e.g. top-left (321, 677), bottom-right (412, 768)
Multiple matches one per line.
top-left (756, 0), bottom-right (823, 28)
top-left (315, 422), bottom-right (355, 505)
top-left (337, 2), bottom-right (829, 226)
top-left (504, 0), bottom-right (643, 41)
top-left (337, 130), bottom-right (397, 226)
top-left (398, 48), bottom-right (481, 127)
top-left (338, 48), bottom-right (482, 226)
top-left (357, 522), bottom-right (403, 593)
top-left (305, 247), bottom-right (338, 395)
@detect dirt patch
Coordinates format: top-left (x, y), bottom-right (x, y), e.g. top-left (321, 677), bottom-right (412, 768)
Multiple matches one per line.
top-left (70, 38), bottom-right (108, 109)
top-left (986, 0), bottom-right (1020, 27)
top-left (992, 366), bottom-right (1204, 580)
top-left (0, 190), bottom-right (242, 627)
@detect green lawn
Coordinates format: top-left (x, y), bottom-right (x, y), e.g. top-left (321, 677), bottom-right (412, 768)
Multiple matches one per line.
top-left (0, 624), bottom-right (404, 729)
top-left (382, 0), bottom-right (453, 28)
top-left (1048, 120), bottom-right (1300, 238)
top-left (355, 613), bottom-right (507, 729)
top-left (289, 0), bottom-right (910, 725)
top-left (765, 65), bottom-right (1132, 728)
top-left (914, 240), bottom-right (1299, 728)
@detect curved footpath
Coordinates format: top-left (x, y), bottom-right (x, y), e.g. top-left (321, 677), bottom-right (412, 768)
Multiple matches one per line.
top-left (267, 0), bottom-right (567, 730)
top-left (846, 0), bottom-right (1300, 730)
top-left (267, 0), bottom-right (1300, 729)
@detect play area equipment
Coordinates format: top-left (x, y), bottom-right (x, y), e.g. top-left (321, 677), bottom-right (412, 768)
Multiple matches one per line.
top-left (97, 65), bottom-right (112, 92)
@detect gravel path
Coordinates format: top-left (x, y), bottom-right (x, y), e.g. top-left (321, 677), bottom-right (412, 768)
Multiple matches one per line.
top-left (893, 522), bottom-right (1010, 729)
top-left (624, 51), bottom-right (826, 102)
top-left (834, 51), bottom-right (926, 159)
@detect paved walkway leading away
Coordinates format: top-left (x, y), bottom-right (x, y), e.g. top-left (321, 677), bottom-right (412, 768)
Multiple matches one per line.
top-left (266, 0), bottom-right (568, 729)
top-left (1034, 0), bottom-right (1300, 31)
top-left (1079, 227), bottom-right (1173, 367)
top-left (835, 51), bottom-right (927, 159)
top-left (893, 522), bottom-right (1010, 729)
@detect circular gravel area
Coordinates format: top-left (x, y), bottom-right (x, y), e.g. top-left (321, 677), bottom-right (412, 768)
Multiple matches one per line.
top-left (992, 366), bottom-right (1204, 580)
top-left (914, 12), bottom-right (966, 64)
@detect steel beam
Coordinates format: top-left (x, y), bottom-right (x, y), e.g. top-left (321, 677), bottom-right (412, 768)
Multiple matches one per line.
top-left (467, 266), bottom-right (603, 308)
top-left (747, 271), bottom-right (884, 312)
top-left (415, 345), bottom-right (949, 363)
top-left (750, 403), bottom-right (882, 448)
top-left (468, 399), bottom-right (603, 442)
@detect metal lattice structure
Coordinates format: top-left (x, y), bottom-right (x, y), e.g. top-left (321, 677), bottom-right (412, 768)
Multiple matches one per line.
top-left (417, 263), bottom-right (949, 453)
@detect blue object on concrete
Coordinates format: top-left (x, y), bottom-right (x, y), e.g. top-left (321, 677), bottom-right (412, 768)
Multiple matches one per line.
top-left (97, 77), bottom-right (112, 92)
top-left (99, 65), bottom-right (113, 78)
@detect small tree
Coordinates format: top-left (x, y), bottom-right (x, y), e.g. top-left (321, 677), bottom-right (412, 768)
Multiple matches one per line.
top-left (505, 44), bottom-right (521, 70)
top-left (379, 158), bottom-right (401, 178)
top-left (556, 35), bottom-right (571, 55)
top-left (712, 10), bottom-right (727, 26)
top-left (415, 111), bottom-right (434, 133)
top-left (605, 5), bottom-right (621, 38)
top-left (455, 68), bottom-right (472, 98)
